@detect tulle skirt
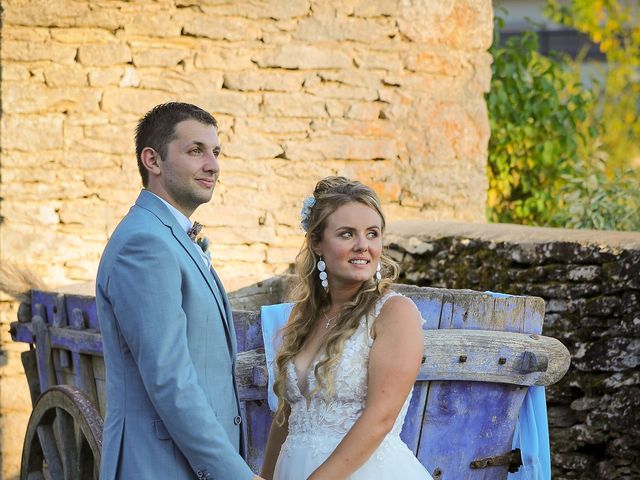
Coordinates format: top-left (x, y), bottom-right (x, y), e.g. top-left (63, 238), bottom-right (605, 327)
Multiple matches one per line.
top-left (273, 433), bottom-right (433, 480)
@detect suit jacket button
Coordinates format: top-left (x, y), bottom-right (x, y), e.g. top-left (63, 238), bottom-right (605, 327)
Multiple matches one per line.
top-left (234, 415), bottom-right (242, 425)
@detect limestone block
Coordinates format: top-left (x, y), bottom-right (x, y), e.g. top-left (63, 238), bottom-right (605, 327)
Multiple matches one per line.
top-left (135, 68), bottom-right (221, 94)
top-left (263, 92), bottom-right (328, 118)
top-left (77, 42), bottom-right (132, 66)
top-left (194, 44), bottom-right (256, 70)
top-left (2, 63), bottom-right (31, 81)
top-left (223, 136), bottom-right (284, 159)
top-left (317, 70), bottom-right (383, 89)
top-left (123, 11), bottom-right (183, 37)
top-left (200, 0), bottom-right (310, 20)
top-left (118, 66), bottom-right (141, 87)
top-left (324, 99), bottom-right (347, 118)
top-left (2, 40), bottom-right (77, 64)
top-left (85, 168), bottom-right (139, 193)
top-left (136, 68), bottom-right (206, 93)
top-left (43, 64), bottom-right (88, 87)
top-left (345, 103), bottom-right (383, 120)
top-left (1, 114), bottom-right (64, 151)
top-left (236, 117), bottom-right (310, 136)
top-left (403, 49), bottom-right (466, 75)
top-left (88, 67), bottom-right (125, 87)
top-left (2, 0), bottom-right (91, 27)
top-left (61, 152), bottom-right (123, 170)
top-left (183, 91), bottom-right (261, 116)
top-left (353, 49), bottom-right (404, 71)
top-left (50, 27), bottom-right (116, 43)
top-left (0, 375), bottom-right (31, 413)
top-left (254, 45), bottom-right (352, 70)
top-left (283, 136), bottom-right (396, 161)
top-left (1, 168), bottom-right (92, 201)
top-left (311, 118), bottom-right (394, 139)
top-left (208, 225), bottom-right (278, 244)
top-left (266, 247), bottom-right (299, 265)
top-left (223, 71), bottom-right (305, 92)
top-left (181, 15), bottom-right (261, 41)
top-left (58, 197), bottom-right (114, 228)
top-left (2, 25), bottom-right (50, 42)
top-left (274, 229), bottom-right (306, 249)
top-left (2, 83), bottom-right (101, 114)
top-left (305, 84), bottom-right (378, 101)
top-left (212, 244), bottom-right (266, 263)
top-left (63, 258), bottom-right (101, 282)
top-left (101, 88), bottom-right (176, 114)
top-left (353, 0), bottom-right (400, 16)
top-left (75, 124), bottom-right (135, 155)
top-left (469, 51), bottom-right (493, 94)
top-left (293, 16), bottom-right (397, 43)
top-left (1, 201), bottom-right (60, 226)
top-left (132, 47), bottom-right (193, 68)
top-left (261, 30), bottom-right (294, 45)
top-left (397, 0), bottom-right (493, 50)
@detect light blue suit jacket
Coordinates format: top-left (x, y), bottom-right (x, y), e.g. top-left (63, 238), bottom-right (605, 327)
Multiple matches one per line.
top-left (96, 190), bottom-right (254, 480)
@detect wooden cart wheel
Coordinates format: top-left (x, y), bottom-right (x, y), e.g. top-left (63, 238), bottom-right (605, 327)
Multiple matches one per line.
top-left (21, 385), bottom-right (103, 480)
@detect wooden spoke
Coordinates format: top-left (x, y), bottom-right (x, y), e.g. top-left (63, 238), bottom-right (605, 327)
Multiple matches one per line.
top-left (35, 425), bottom-right (63, 479)
top-left (21, 385), bottom-right (103, 480)
top-left (53, 408), bottom-right (77, 480)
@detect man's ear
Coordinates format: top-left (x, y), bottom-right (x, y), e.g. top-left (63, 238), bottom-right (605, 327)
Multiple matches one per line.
top-left (140, 147), bottom-right (162, 178)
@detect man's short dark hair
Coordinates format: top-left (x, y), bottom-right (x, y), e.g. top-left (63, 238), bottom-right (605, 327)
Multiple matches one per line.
top-left (135, 102), bottom-right (218, 187)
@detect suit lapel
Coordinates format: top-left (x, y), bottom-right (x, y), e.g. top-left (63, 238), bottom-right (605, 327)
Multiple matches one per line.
top-left (134, 191), bottom-right (234, 353)
top-left (209, 266), bottom-right (237, 359)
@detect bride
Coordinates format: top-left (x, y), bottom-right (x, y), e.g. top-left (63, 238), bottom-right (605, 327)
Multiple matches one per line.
top-left (261, 177), bottom-right (433, 480)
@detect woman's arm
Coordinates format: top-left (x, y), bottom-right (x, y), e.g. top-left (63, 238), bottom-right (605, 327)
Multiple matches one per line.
top-left (261, 404), bottom-right (291, 480)
top-left (308, 296), bottom-right (424, 480)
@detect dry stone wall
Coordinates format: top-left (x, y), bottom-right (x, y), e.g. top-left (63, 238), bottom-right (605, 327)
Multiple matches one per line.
top-left (0, 1), bottom-right (492, 477)
top-left (387, 221), bottom-right (640, 480)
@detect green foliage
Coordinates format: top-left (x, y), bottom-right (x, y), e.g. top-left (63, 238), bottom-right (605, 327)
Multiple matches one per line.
top-left (487, 5), bottom-right (640, 231)
top-left (486, 18), bottom-right (595, 225)
top-left (554, 142), bottom-right (640, 230)
top-left (544, 0), bottom-right (640, 172)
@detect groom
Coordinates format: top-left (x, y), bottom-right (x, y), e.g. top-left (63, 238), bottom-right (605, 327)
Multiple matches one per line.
top-left (96, 102), bottom-right (262, 479)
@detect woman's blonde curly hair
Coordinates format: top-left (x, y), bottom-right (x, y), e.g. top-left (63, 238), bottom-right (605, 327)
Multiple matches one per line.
top-left (272, 176), bottom-right (399, 425)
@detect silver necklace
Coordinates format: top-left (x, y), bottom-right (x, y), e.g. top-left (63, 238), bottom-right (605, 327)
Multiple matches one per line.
top-left (323, 312), bottom-right (339, 329)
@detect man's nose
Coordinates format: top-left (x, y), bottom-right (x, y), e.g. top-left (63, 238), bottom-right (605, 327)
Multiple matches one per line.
top-left (203, 152), bottom-right (220, 173)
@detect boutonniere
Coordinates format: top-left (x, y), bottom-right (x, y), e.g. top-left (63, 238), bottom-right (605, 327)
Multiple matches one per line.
top-left (196, 235), bottom-right (210, 253)
top-left (196, 236), bottom-right (211, 263)
top-left (188, 221), bottom-right (211, 262)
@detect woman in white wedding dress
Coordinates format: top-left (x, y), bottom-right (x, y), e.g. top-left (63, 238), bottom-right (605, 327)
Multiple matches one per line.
top-left (261, 177), bottom-right (433, 480)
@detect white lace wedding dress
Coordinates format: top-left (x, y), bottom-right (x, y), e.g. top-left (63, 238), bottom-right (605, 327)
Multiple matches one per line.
top-left (273, 292), bottom-right (433, 480)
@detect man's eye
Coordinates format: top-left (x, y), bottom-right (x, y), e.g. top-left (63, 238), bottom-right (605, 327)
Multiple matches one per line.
top-left (340, 231), bottom-right (352, 238)
top-left (367, 231), bottom-right (379, 238)
top-left (190, 148), bottom-right (202, 154)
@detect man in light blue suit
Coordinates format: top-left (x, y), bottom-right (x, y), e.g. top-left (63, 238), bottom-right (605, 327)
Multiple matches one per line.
top-left (96, 103), bottom-right (263, 479)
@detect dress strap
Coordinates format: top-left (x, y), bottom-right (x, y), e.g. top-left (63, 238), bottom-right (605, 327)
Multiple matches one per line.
top-left (372, 290), bottom-right (403, 320)
top-left (367, 291), bottom-right (427, 343)
top-left (365, 291), bottom-right (404, 342)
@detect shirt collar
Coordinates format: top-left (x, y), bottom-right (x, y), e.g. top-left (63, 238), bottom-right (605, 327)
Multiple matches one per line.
top-left (147, 191), bottom-right (192, 234)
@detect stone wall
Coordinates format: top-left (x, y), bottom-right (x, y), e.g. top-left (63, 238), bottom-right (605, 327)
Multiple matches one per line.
top-left (0, 1), bottom-right (493, 477)
top-left (387, 221), bottom-right (640, 479)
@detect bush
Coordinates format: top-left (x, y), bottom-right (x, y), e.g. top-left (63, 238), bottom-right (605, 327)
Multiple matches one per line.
top-left (486, 18), bottom-right (595, 225)
top-left (487, 11), bottom-right (640, 231)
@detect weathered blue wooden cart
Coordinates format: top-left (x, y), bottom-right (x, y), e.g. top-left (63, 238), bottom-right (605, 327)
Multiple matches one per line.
top-left (10, 276), bottom-right (570, 480)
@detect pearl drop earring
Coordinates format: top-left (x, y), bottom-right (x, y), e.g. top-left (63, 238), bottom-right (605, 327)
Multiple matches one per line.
top-left (317, 256), bottom-right (328, 289)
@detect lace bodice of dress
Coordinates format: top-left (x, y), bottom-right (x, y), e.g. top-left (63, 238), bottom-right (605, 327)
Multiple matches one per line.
top-left (282, 292), bottom-right (414, 455)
